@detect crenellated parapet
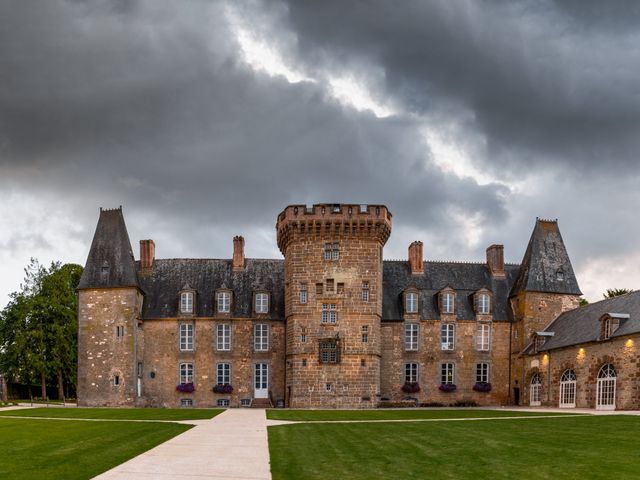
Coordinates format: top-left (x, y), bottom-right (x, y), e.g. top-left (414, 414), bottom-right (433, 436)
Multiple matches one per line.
top-left (276, 203), bottom-right (392, 254)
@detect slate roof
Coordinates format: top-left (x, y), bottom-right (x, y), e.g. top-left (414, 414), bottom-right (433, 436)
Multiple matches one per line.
top-left (382, 261), bottom-right (520, 322)
top-left (538, 291), bottom-right (640, 351)
top-left (510, 219), bottom-right (582, 297)
top-left (138, 259), bottom-right (285, 320)
top-left (78, 208), bottom-right (139, 290)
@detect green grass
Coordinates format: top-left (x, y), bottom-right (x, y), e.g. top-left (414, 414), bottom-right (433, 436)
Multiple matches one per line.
top-left (269, 415), bottom-right (640, 479)
top-left (0, 407), bottom-right (223, 421)
top-left (0, 418), bottom-right (191, 479)
top-left (266, 408), bottom-right (577, 421)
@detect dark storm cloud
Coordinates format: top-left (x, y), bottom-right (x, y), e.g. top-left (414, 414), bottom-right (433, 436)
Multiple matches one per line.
top-left (280, 0), bottom-right (640, 176)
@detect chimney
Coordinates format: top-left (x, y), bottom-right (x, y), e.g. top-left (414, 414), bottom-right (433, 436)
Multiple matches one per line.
top-left (140, 239), bottom-right (155, 270)
top-left (232, 236), bottom-right (245, 271)
top-left (408, 241), bottom-right (424, 274)
top-left (486, 244), bottom-right (505, 277)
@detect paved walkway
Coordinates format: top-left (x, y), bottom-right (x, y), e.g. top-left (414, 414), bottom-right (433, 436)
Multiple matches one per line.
top-left (93, 409), bottom-right (271, 480)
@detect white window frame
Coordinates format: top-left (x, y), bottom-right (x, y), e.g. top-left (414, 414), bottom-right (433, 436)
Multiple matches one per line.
top-left (319, 341), bottom-right (338, 363)
top-left (530, 373), bottom-right (541, 406)
top-left (405, 362), bottom-right (418, 384)
top-left (324, 243), bottom-right (339, 260)
top-left (476, 324), bottom-right (491, 351)
top-left (181, 292), bottom-right (194, 313)
top-left (216, 323), bottom-right (231, 351)
top-left (217, 291), bottom-right (231, 313)
top-left (116, 325), bottom-right (124, 337)
top-left (179, 363), bottom-right (193, 385)
top-left (476, 362), bottom-right (489, 383)
top-left (442, 293), bottom-right (455, 314)
top-left (321, 304), bottom-right (337, 324)
top-left (603, 318), bottom-right (612, 339)
top-left (441, 362), bottom-right (455, 384)
top-left (559, 369), bottom-right (577, 408)
top-left (596, 364), bottom-right (617, 410)
top-left (179, 323), bottom-right (194, 351)
top-left (255, 293), bottom-right (269, 314)
top-left (362, 282), bottom-right (369, 302)
top-left (217, 399), bottom-right (230, 407)
top-left (300, 284), bottom-right (307, 304)
top-left (361, 325), bottom-right (369, 343)
top-left (441, 323), bottom-right (455, 351)
top-left (404, 323), bottom-right (419, 351)
top-left (405, 292), bottom-right (418, 313)
top-left (216, 363), bottom-right (231, 385)
top-left (181, 398), bottom-right (193, 407)
top-left (254, 323), bottom-right (269, 351)
top-left (478, 294), bottom-right (490, 314)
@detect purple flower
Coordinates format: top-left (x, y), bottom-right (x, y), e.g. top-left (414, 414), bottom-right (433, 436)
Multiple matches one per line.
top-left (473, 382), bottom-right (492, 393)
top-left (438, 383), bottom-right (457, 392)
top-left (176, 383), bottom-right (195, 393)
top-left (401, 382), bottom-right (421, 393)
top-left (213, 384), bottom-right (234, 394)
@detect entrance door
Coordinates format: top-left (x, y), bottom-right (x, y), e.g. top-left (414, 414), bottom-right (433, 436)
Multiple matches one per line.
top-left (530, 374), bottom-right (541, 406)
top-left (596, 364), bottom-right (616, 410)
top-left (254, 363), bottom-right (268, 399)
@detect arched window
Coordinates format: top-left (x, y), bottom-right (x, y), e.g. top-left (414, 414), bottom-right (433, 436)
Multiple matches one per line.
top-left (596, 364), bottom-right (617, 410)
top-left (559, 369), bottom-right (577, 408)
top-left (530, 373), bottom-right (542, 406)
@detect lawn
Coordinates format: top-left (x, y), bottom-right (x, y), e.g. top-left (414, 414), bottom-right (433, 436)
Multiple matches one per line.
top-left (266, 408), bottom-right (577, 421)
top-left (0, 407), bottom-right (223, 421)
top-left (0, 418), bottom-right (191, 479)
top-left (269, 415), bottom-right (640, 479)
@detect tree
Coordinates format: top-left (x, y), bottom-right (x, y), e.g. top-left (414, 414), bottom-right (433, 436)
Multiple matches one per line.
top-left (603, 288), bottom-right (633, 299)
top-left (579, 298), bottom-right (589, 307)
top-left (0, 259), bottom-right (83, 399)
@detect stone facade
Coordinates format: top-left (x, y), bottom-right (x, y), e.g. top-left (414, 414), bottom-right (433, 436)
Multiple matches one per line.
top-left (77, 204), bottom-right (639, 409)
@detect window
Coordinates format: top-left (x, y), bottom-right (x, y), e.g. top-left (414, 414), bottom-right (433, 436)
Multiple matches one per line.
top-left (179, 323), bottom-right (194, 351)
top-left (321, 304), bottom-right (337, 324)
top-left (603, 318), bottom-right (612, 340)
top-left (405, 292), bottom-right (418, 313)
top-left (324, 243), bottom-right (339, 260)
top-left (476, 362), bottom-right (489, 383)
top-left (325, 383), bottom-right (332, 392)
top-left (337, 282), bottom-right (344, 294)
top-left (116, 325), bottom-right (124, 337)
top-left (441, 323), bottom-right (455, 351)
top-left (326, 279), bottom-right (334, 293)
top-left (137, 362), bottom-right (143, 378)
top-left (534, 336), bottom-right (546, 352)
top-left (255, 293), bottom-right (269, 314)
top-left (405, 323), bottom-right (419, 351)
top-left (360, 359), bottom-right (366, 367)
top-left (216, 363), bottom-right (231, 385)
top-left (181, 398), bottom-right (193, 407)
top-left (441, 363), bottom-right (455, 384)
top-left (216, 324), bottom-right (231, 351)
top-left (319, 341), bottom-right (339, 363)
top-left (181, 292), bottom-right (194, 313)
top-left (300, 284), bottom-right (308, 304)
top-left (316, 283), bottom-right (323, 295)
top-left (405, 362), bottom-right (418, 384)
top-left (362, 282), bottom-right (369, 302)
top-left (361, 325), bottom-right (369, 343)
top-left (302, 359), bottom-right (307, 367)
top-left (597, 364), bottom-right (617, 410)
top-left (476, 324), bottom-right (490, 351)
top-left (179, 363), bottom-right (193, 384)
top-left (217, 399), bottom-right (230, 407)
top-left (478, 294), bottom-right (490, 314)
top-left (530, 373), bottom-right (541, 406)
top-left (254, 324), bottom-right (269, 351)
top-left (240, 398), bottom-right (251, 407)
top-left (301, 333), bottom-right (307, 343)
top-left (560, 369), bottom-right (577, 408)
top-left (217, 291), bottom-right (231, 313)
top-left (442, 292), bottom-right (455, 314)
top-left (556, 270), bottom-right (564, 281)
top-left (113, 375), bottom-right (120, 386)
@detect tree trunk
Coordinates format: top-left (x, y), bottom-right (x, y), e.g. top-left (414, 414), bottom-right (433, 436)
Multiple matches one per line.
top-left (41, 371), bottom-right (47, 399)
top-left (57, 371), bottom-right (64, 401)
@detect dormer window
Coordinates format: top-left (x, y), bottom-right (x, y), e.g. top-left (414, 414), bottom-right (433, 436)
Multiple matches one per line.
top-left (556, 270), bottom-right (565, 281)
top-left (180, 292), bottom-right (194, 314)
top-left (535, 336), bottom-right (545, 352)
top-left (217, 291), bottom-right (231, 314)
top-left (255, 292), bottom-right (269, 314)
top-left (404, 291), bottom-right (418, 314)
top-left (477, 293), bottom-right (491, 315)
top-left (439, 290), bottom-right (455, 314)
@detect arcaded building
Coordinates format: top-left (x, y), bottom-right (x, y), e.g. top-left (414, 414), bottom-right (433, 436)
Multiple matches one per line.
top-left (77, 204), bottom-right (639, 409)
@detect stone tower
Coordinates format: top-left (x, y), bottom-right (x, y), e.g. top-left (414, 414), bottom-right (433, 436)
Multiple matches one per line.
top-left (77, 207), bottom-right (144, 406)
top-left (509, 218), bottom-right (582, 404)
top-left (277, 204), bottom-right (392, 407)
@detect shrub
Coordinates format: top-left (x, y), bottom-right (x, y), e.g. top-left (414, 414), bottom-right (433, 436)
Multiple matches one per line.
top-left (176, 383), bottom-right (195, 393)
top-left (419, 402), bottom-right (444, 407)
top-left (401, 382), bottom-right (421, 393)
top-left (451, 400), bottom-right (478, 407)
top-left (438, 383), bottom-right (457, 392)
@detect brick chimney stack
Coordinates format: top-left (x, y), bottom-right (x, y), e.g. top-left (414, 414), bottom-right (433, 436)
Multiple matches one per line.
top-left (408, 241), bottom-right (424, 274)
top-left (232, 236), bottom-right (245, 271)
top-left (486, 244), bottom-right (505, 277)
top-left (140, 239), bottom-right (155, 271)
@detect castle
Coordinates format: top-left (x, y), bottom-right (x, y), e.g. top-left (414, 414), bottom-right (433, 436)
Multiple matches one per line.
top-left (77, 204), bottom-right (640, 409)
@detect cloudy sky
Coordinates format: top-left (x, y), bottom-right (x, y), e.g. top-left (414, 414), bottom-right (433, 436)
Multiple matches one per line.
top-left (1, 0), bottom-right (639, 306)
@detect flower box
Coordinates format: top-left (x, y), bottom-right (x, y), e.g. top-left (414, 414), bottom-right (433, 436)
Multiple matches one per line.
top-left (401, 382), bottom-right (421, 393)
top-left (176, 383), bottom-right (195, 393)
top-left (473, 382), bottom-right (492, 393)
top-left (213, 384), bottom-right (234, 394)
top-left (438, 383), bottom-right (457, 392)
